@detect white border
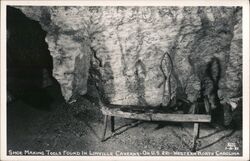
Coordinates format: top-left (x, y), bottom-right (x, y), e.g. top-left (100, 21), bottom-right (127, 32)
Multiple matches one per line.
top-left (1, 0), bottom-right (249, 161)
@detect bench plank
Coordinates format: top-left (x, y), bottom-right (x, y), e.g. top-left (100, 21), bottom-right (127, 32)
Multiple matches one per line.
top-left (101, 106), bottom-right (211, 123)
top-left (151, 114), bottom-right (211, 122)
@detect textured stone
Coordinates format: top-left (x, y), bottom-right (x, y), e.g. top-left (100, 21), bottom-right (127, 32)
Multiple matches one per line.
top-left (17, 6), bottom-right (91, 101)
top-left (220, 8), bottom-right (242, 102)
top-left (16, 6), bottom-right (242, 108)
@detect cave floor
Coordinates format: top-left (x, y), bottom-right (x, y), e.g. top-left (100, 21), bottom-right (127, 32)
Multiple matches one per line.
top-left (7, 88), bottom-right (242, 156)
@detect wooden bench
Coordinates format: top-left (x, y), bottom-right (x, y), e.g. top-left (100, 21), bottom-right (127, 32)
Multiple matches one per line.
top-left (99, 103), bottom-right (211, 152)
top-left (90, 51), bottom-right (211, 152)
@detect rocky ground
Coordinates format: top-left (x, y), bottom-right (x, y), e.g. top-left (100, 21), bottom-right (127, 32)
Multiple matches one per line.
top-left (7, 84), bottom-right (242, 157)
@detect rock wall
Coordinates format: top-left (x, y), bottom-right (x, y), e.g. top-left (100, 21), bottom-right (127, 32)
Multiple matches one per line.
top-left (16, 6), bottom-right (242, 107)
top-left (16, 6), bottom-right (92, 101)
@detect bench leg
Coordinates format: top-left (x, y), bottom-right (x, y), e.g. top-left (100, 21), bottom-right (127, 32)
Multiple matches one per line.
top-left (101, 115), bottom-right (108, 142)
top-left (191, 123), bottom-right (200, 152)
top-left (110, 116), bottom-right (115, 133)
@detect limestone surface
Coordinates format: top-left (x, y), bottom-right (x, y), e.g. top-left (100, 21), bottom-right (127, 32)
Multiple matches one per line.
top-left (16, 6), bottom-right (242, 108)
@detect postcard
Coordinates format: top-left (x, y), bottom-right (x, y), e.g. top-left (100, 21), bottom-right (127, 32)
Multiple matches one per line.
top-left (1, 0), bottom-right (249, 161)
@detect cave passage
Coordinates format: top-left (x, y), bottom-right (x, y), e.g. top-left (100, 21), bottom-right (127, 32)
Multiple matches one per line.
top-left (7, 6), bottom-right (62, 110)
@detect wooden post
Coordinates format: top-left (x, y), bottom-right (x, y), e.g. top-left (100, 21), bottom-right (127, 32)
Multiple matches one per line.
top-left (191, 123), bottom-right (200, 152)
top-left (110, 116), bottom-right (115, 133)
top-left (101, 115), bottom-right (108, 142)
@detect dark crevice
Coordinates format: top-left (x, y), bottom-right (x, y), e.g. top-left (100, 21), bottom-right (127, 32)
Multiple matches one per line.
top-left (7, 6), bottom-right (63, 110)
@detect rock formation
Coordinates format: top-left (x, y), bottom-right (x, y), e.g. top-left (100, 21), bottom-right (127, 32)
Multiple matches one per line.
top-left (15, 6), bottom-right (242, 109)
